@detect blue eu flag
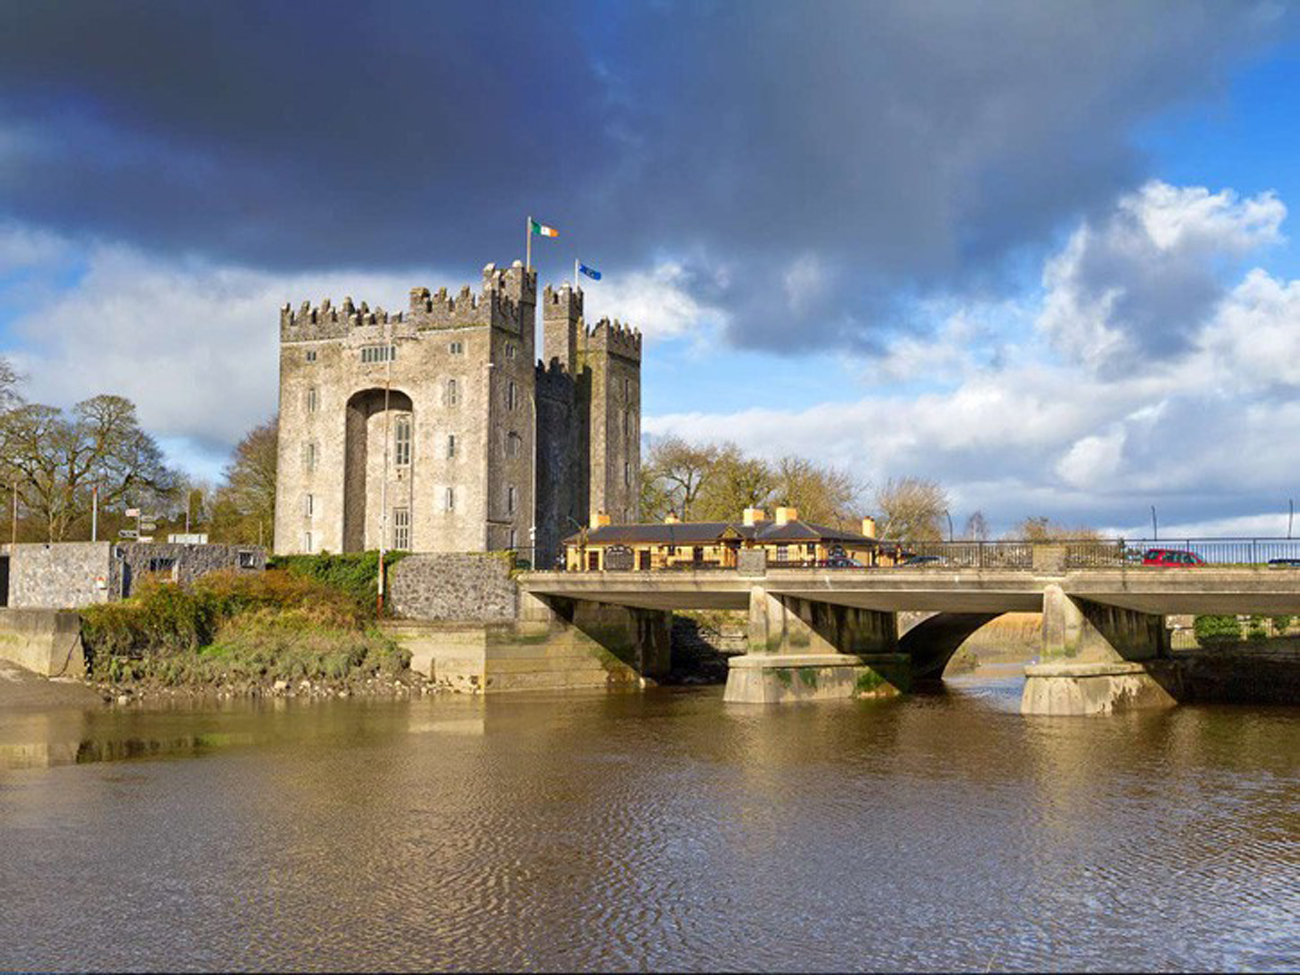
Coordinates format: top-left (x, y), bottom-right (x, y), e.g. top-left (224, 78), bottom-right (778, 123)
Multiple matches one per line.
top-left (578, 262), bottom-right (602, 281)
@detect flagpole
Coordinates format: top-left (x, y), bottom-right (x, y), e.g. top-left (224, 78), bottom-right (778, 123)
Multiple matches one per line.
top-left (574, 258), bottom-right (579, 291)
top-left (526, 215), bottom-right (532, 271)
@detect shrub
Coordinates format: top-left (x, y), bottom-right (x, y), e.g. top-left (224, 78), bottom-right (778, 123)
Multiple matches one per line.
top-left (1272, 615), bottom-right (1293, 635)
top-left (269, 551), bottom-right (408, 617)
top-left (1193, 615), bottom-right (1242, 648)
top-left (1247, 615), bottom-right (1268, 641)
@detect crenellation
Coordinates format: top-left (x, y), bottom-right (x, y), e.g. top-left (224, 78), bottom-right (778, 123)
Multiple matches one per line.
top-left (585, 316), bottom-right (643, 362)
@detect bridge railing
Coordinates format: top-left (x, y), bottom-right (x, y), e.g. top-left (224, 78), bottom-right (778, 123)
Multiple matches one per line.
top-left (893, 538), bottom-right (1300, 569)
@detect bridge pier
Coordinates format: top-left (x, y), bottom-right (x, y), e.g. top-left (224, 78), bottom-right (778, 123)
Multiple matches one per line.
top-left (724, 588), bottom-right (910, 703)
top-left (1022, 584), bottom-right (1179, 715)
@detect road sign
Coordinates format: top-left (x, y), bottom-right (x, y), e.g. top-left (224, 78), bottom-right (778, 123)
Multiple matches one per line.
top-left (125, 508), bottom-right (140, 518)
top-left (138, 536), bottom-right (154, 544)
top-left (139, 522), bottom-right (158, 532)
top-left (118, 529), bottom-right (139, 538)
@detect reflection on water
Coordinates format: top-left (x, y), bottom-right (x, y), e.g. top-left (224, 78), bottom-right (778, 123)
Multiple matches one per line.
top-left (0, 672), bottom-right (1296, 972)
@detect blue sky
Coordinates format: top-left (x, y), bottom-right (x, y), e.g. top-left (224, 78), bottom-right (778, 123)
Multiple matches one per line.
top-left (2, 1), bottom-right (1300, 536)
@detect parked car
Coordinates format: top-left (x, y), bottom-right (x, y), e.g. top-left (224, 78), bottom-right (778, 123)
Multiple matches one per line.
top-left (1267, 558), bottom-right (1300, 568)
top-left (899, 554), bottom-right (946, 567)
top-left (823, 555), bottom-right (863, 568)
top-left (1141, 548), bottom-right (1205, 567)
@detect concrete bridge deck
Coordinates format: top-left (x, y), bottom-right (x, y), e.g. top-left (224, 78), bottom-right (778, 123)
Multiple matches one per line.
top-left (519, 567), bottom-right (1300, 714)
top-left (521, 566), bottom-right (1300, 615)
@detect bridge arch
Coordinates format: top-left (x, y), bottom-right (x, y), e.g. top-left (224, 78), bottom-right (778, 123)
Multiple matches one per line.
top-left (899, 612), bottom-right (1005, 680)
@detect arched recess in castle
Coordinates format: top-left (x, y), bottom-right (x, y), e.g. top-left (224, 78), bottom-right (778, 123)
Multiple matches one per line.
top-left (343, 387), bottom-right (414, 553)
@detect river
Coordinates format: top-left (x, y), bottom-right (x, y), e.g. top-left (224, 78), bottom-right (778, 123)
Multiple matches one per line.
top-left (1, 668), bottom-right (1296, 972)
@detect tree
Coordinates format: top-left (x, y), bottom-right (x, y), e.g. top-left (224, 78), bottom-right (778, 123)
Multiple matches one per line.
top-left (692, 444), bottom-right (775, 521)
top-left (770, 455), bottom-right (865, 526)
top-left (964, 510), bottom-right (990, 541)
top-left (874, 476), bottom-right (949, 542)
top-left (1011, 516), bottom-right (1100, 542)
top-left (210, 417), bottom-right (278, 545)
top-left (0, 395), bottom-right (178, 541)
top-left (642, 436), bottom-right (721, 522)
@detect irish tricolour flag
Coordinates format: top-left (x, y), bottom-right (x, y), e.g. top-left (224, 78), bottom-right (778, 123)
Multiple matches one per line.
top-left (530, 218), bottom-right (559, 237)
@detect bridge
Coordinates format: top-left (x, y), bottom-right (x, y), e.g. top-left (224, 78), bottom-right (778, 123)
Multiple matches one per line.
top-left (517, 563), bottom-right (1300, 714)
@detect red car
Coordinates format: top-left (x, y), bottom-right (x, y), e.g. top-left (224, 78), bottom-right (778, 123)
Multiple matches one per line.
top-left (1142, 548), bottom-right (1205, 567)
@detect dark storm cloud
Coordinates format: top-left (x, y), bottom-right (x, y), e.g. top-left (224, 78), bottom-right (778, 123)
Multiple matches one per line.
top-left (0, 0), bottom-right (1285, 351)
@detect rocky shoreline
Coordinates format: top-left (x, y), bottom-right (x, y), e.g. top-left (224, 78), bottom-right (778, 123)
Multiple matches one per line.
top-left (90, 670), bottom-right (441, 706)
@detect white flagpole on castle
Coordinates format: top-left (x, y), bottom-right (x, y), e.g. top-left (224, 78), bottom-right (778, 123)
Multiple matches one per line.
top-left (526, 215), bottom-right (532, 271)
top-left (574, 258), bottom-right (579, 292)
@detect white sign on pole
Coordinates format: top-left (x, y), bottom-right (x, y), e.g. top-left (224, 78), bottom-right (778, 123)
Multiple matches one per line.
top-left (125, 508), bottom-right (140, 518)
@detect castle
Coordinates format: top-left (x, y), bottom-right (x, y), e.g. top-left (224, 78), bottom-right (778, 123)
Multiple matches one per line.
top-left (274, 261), bottom-right (641, 568)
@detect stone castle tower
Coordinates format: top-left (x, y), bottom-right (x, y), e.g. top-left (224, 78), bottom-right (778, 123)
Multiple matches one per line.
top-left (274, 260), bottom-right (641, 567)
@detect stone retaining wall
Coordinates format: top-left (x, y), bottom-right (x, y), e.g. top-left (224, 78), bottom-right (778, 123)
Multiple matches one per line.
top-left (388, 553), bottom-right (519, 622)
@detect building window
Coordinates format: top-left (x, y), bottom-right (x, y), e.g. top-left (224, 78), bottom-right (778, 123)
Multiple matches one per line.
top-left (776, 544), bottom-right (789, 562)
top-left (393, 508), bottom-right (410, 550)
top-left (506, 432), bottom-right (520, 458)
top-left (445, 487), bottom-right (455, 512)
top-left (506, 342), bottom-right (516, 360)
top-left (509, 527), bottom-right (517, 549)
top-left (507, 380), bottom-right (518, 411)
top-left (446, 378), bottom-right (459, 407)
top-left (303, 493), bottom-right (314, 517)
top-left (623, 508), bottom-right (631, 524)
top-left (302, 441), bottom-right (317, 472)
top-left (622, 409), bottom-right (629, 437)
top-left (624, 378), bottom-right (630, 400)
top-left (806, 543), bottom-right (816, 556)
top-left (238, 550), bottom-right (258, 569)
top-left (394, 415), bottom-right (412, 467)
top-left (447, 434), bottom-right (457, 458)
top-left (623, 462), bottom-right (630, 487)
top-left (306, 386), bottom-right (319, 414)
top-left (360, 344), bottom-right (396, 364)
top-left (449, 340), bottom-right (464, 355)
top-left (507, 485), bottom-right (516, 515)
top-left (305, 349), bottom-right (317, 362)
top-left (302, 531), bottom-right (314, 553)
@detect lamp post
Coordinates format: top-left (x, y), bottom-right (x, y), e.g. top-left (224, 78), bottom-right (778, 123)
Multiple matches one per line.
top-left (1150, 505), bottom-right (1158, 541)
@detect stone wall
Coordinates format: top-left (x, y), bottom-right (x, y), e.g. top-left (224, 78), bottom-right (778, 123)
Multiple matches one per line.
top-left (6, 542), bottom-right (114, 608)
top-left (388, 552), bottom-right (519, 622)
top-left (117, 543), bottom-right (266, 597)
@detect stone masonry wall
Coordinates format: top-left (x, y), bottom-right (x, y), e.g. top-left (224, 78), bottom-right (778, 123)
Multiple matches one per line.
top-left (118, 543), bottom-right (266, 597)
top-left (6, 542), bottom-right (114, 608)
top-left (389, 553), bottom-right (519, 622)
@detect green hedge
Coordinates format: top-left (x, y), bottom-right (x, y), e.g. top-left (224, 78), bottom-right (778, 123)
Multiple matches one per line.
top-left (1193, 614), bottom-right (1242, 648)
top-left (269, 550), bottom-right (408, 617)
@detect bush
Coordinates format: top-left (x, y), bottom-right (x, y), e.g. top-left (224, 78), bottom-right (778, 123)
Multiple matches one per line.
top-left (1272, 615), bottom-right (1293, 635)
top-left (1247, 615), bottom-right (1268, 641)
top-left (269, 551), bottom-right (408, 617)
top-left (1193, 615), bottom-right (1242, 648)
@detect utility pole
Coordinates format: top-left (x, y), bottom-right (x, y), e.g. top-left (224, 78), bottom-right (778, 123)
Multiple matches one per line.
top-left (91, 484), bottom-right (98, 542)
top-left (10, 482), bottom-right (16, 545)
top-left (1150, 505), bottom-right (1158, 541)
top-left (377, 324), bottom-right (394, 615)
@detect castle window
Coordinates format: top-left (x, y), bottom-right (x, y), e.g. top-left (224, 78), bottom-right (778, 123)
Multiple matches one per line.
top-left (506, 432), bottom-right (521, 458)
top-left (393, 508), bottom-right (411, 550)
top-left (360, 344), bottom-right (396, 364)
top-left (623, 462), bottom-right (630, 487)
top-left (506, 342), bottom-right (516, 360)
top-left (447, 434), bottom-right (456, 458)
top-left (622, 410), bottom-right (629, 437)
top-left (394, 415), bottom-right (411, 467)
top-left (509, 527), bottom-right (517, 549)
top-left (305, 350), bottom-right (317, 362)
top-left (507, 381), bottom-right (518, 411)
top-left (507, 485), bottom-right (516, 515)
top-left (301, 531), bottom-right (314, 553)
top-left (302, 441), bottom-right (317, 472)
top-left (445, 487), bottom-right (455, 512)
top-left (303, 493), bottom-right (314, 517)
top-left (624, 378), bottom-right (630, 400)
top-left (449, 341), bottom-right (464, 355)
top-left (446, 378), bottom-right (459, 407)
top-left (306, 387), bottom-right (319, 414)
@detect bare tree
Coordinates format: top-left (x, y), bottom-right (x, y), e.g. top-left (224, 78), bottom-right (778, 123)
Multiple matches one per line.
top-left (210, 417), bottom-right (278, 544)
top-left (642, 436), bottom-right (721, 522)
top-left (693, 443), bottom-right (775, 521)
top-left (874, 476), bottom-right (949, 542)
top-left (964, 510), bottom-right (990, 541)
top-left (0, 395), bottom-right (178, 541)
top-left (772, 455), bottom-right (865, 526)
top-left (1011, 516), bottom-right (1099, 542)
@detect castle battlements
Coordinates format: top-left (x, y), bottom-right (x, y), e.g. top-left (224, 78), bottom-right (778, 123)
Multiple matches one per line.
top-left (585, 317), bottom-right (642, 362)
top-left (543, 283), bottom-right (584, 321)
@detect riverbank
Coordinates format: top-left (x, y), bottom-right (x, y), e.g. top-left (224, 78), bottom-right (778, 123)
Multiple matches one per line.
top-left (0, 659), bottom-right (103, 709)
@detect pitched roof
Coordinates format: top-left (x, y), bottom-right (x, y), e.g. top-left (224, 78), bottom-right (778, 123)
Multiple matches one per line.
top-left (564, 518), bottom-right (876, 547)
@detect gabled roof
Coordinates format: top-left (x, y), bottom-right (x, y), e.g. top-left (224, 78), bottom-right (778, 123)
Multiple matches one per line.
top-left (564, 518), bottom-right (876, 547)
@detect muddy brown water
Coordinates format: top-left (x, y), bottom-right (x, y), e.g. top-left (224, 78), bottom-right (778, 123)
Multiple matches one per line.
top-left (1, 668), bottom-right (1296, 972)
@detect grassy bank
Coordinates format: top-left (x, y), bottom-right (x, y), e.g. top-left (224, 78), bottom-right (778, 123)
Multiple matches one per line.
top-left (81, 555), bottom-right (421, 700)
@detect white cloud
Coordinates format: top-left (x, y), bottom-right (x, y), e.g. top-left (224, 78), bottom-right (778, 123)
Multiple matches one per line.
top-left (581, 261), bottom-right (729, 343)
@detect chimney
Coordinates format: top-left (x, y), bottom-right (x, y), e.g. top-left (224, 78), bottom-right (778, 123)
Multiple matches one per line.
top-left (664, 511), bottom-right (681, 525)
top-left (774, 506), bottom-right (799, 526)
top-left (593, 510), bottom-right (611, 528)
top-left (861, 516), bottom-right (877, 539)
top-left (743, 507), bottom-right (768, 526)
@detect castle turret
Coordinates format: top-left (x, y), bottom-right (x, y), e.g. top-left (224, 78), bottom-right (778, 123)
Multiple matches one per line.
top-left (543, 283), bottom-right (583, 373)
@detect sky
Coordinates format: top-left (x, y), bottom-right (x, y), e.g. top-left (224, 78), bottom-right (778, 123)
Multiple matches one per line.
top-left (1, 0), bottom-right (1299, 537)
